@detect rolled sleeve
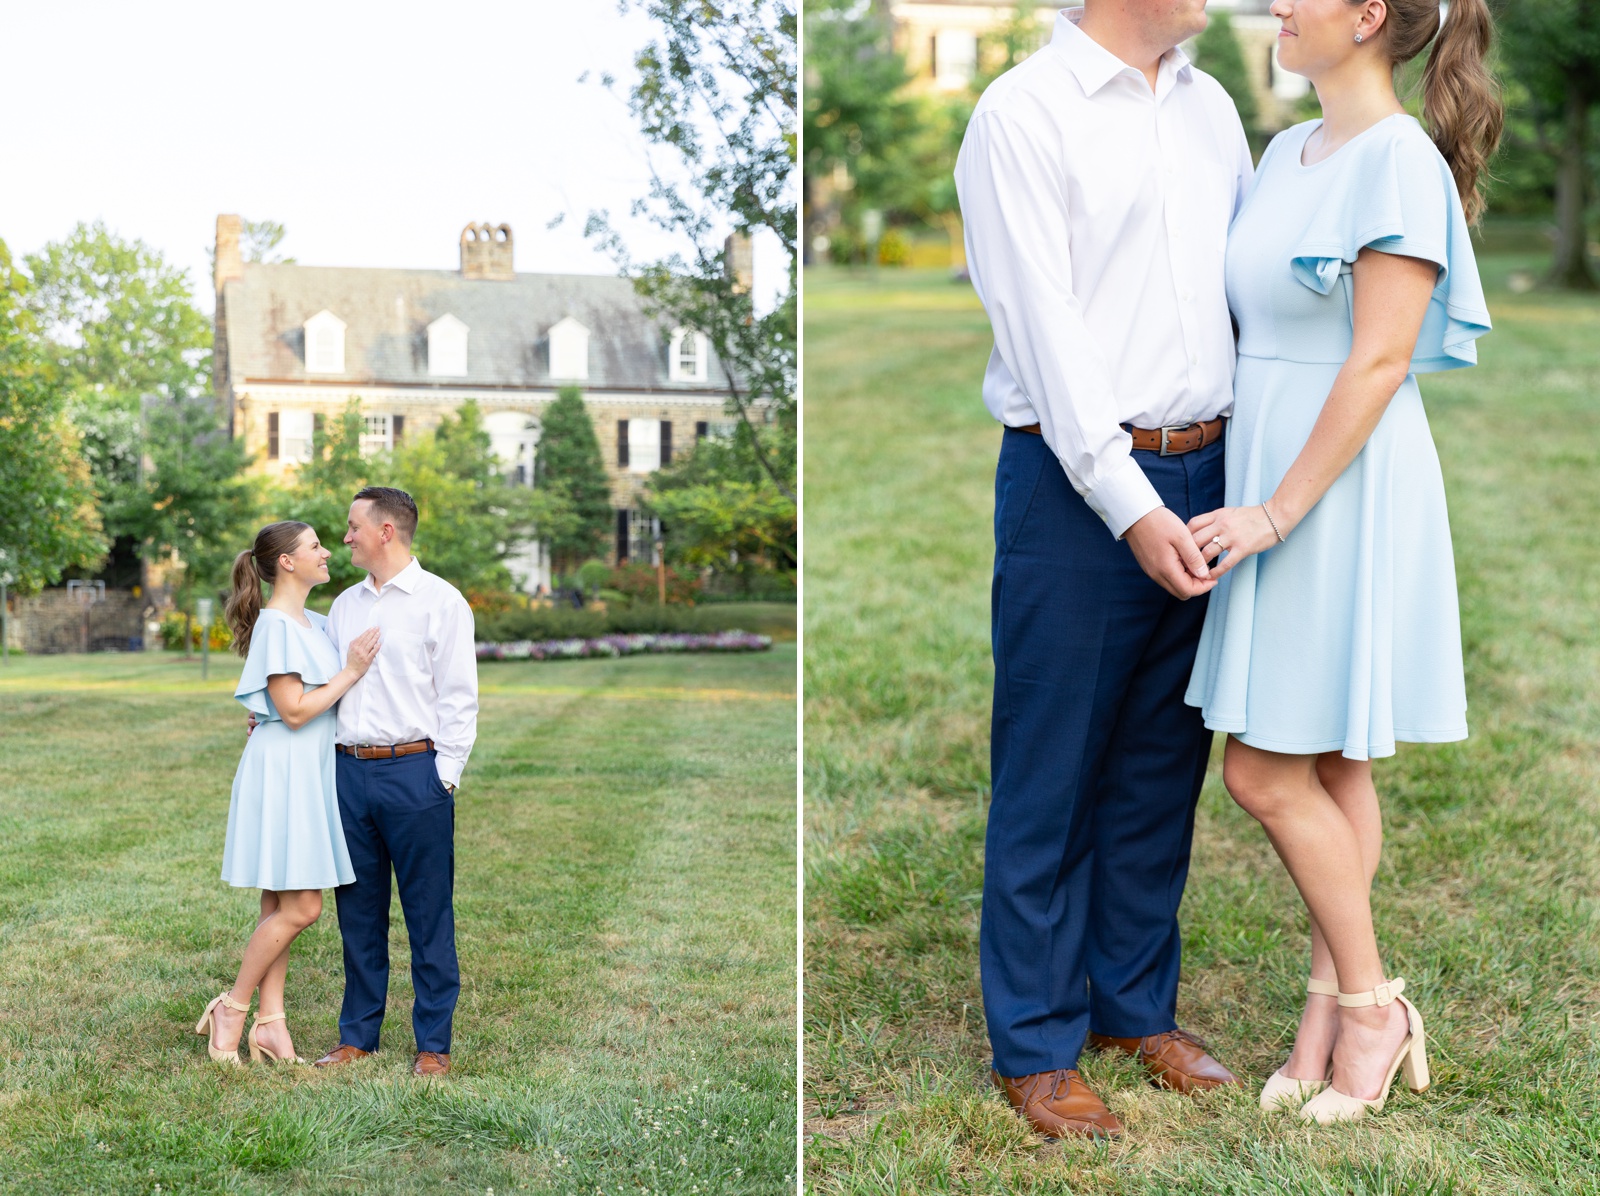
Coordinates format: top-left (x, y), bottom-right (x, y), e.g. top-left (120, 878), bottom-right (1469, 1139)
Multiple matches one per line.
top-left (956, 109), bottom-right (1163, 539)
top-left (430, 595), bottom-right (479, 788)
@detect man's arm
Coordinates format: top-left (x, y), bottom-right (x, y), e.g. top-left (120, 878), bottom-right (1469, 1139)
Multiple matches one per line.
top-left (956, 111), bottom-right (1212, 597)
top-left (430, 593), bottom-right (479, 790)
top-left (957, 109), bottom-right (1163, 537)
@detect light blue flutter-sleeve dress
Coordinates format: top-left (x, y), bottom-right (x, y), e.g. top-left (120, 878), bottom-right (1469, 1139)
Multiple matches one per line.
top-left (221, 608), bottom-right (355, 889)
top-left (1184, 114), bottom-right (1491, 760)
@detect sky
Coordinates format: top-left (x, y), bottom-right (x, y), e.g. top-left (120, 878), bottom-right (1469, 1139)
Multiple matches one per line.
top-left (0, 0), bottom-right (786, 315)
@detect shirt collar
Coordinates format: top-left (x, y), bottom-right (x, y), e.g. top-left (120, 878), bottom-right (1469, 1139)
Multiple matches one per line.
top-left (1054, 7), bottom-right (1193, 98)
top-left (362, 556), bottom-right (421, 597)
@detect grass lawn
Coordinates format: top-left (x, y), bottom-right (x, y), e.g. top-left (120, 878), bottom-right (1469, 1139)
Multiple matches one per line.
top-left (802, 261), bottom-right (1600, 1194)
top-left (0, 645), bottom-right (796, 1194)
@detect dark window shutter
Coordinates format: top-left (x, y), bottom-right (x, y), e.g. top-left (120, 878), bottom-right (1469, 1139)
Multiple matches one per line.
top-left (929, 35), bottom-right (937, 77)
top-left (695, 421), bottom-right (708, 440)
top-left (392, 414), bottom-right (405, 444)
top-left (267, 412), bottom-right (279, 459)
top-left (616, 509), bottom-right (630, 562)
top-left (660, 420), bottom-right (672, 466)
top-left (617, 419), bottom-right (629, 468)
top-left (312, 413), bottom-right (324, 452)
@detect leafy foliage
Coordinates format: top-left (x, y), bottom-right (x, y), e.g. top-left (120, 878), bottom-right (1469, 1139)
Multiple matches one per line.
top-left (645, 428), bottom-right (795, 578)
top-left (1193, 10), bottom-right (1258, 142)
top-left (533, 386), bottom-right (614, 572)
top-left (1493, 0), bottom-right (1600, 287)
top-left (587, 0), bottom-right (797, 502)
top-left (0, 239), bottom-right (106, 593)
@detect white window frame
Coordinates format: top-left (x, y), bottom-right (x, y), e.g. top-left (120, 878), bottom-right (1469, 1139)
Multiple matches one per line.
top-left (304, 310), bottom-right (346, 374)
top-left (933, 29), bottom-right (978, 91)
top-left (360, 414), bottom-right (392, 457)
top-left (628, 509), bottom-right (661, 563)
top-left (279, 409), bottom-right (315, 463)
top-left (668, 327), bottom-right (709, 382)
top-left (625, 417), bottom-right (661, 474)
top-left (427, 313), bottom-right (469, 377)
top-left (549, 316), bottom-right (591, 381)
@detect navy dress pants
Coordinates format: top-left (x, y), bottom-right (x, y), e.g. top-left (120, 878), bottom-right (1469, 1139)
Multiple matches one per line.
top-left (983, 428), bottom-right (1224, 1078)
top-left (334, 749), bottom-right (459, 1055)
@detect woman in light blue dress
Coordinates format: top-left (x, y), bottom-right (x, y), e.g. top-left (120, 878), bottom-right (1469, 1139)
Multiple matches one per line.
top-left (1182, 0), bottom-right (1500, 1123)
top-left (194, 521), bottom-right (380, 1066)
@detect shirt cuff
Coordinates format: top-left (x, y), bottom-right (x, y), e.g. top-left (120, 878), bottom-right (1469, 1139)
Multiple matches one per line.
top-left (1083, 454), bottom-right (1165, 540)
top-left (435, 754), bottom-right (465, 788)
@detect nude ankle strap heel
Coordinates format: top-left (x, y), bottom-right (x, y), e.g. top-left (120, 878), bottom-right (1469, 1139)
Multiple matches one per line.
top-left (247, 1010), bottom-right (306, 1065)
top-left (1300, 977), bottom-right (1429, 1124)
top-left (1260, 978), bottom-right (1339, 1111)
top-left (195, 991), bottom-right (251, 1066)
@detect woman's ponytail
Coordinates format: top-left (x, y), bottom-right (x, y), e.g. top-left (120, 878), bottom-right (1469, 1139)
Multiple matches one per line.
top-left (225, 550), bottom-right (264, 657)
top-left (224, 520), bottom-right (312, 656)
top-left (1420, 0), bottom-right (1502, 225)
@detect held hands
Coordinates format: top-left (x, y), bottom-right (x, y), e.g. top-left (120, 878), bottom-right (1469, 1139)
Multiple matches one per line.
top-left (1188, 503), bottom-right (1284, 579)
top-left (344, 627), bottom-right (382, 676)
top-left (1124, 507), bottom-right (1216, 600)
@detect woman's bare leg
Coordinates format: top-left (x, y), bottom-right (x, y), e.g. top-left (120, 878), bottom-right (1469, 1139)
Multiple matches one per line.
top-left (208, 889), bottom-right (323, 1053)
top-left (1224, 739), bottom-right (1408, 1100)
top-left (1281, 754), bottom-right (1383, 1080)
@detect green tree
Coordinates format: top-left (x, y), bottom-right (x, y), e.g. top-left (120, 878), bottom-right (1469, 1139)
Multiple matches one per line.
top-left (0, 239), bottom-right (106, 592)
top-left (126, 395), bottom-right (259, 608)
top-left (1193, 10), bottom-right (1259, 141)
top-left (803, 0), bottom-right (914, 256)
top-left (1496, 0), bottom-right (1600, 288)
top-left (645, 428), bottom-right (796, 579)
top-left (533, 387), bottom-right (613, 573)
top-left (587, 0), bottom-right (797, 502)
top-left (20, 222), bottom-right (242, 591)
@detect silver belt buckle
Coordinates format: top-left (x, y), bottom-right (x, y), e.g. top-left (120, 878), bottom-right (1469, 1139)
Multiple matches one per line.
top-left (1159, 423), bottom-right (1194, 456)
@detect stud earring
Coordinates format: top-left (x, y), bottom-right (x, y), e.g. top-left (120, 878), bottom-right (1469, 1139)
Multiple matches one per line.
top-left (1354, 31), bottom-right (1364, 43)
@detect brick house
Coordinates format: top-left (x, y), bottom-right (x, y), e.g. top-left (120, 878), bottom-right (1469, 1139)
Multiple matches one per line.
top-left (212, 215), bottom-right (742, 589)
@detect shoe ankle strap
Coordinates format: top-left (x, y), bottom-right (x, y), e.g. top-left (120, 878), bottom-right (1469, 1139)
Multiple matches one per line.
top-left (253, 1011), bottom-right (287, 1025)
top-left (218, 992), bottom-right (251, 1013)
top-left (1337, 977), bottom-right (1406, 1008)
top-left (1306, 978), bottom-right (1339, 997)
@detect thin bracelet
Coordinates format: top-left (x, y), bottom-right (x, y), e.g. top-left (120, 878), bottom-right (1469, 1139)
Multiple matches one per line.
top-left (1261, 502), bottom-right (1286, 543)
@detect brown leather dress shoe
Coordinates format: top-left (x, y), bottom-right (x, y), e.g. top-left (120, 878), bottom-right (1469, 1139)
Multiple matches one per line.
top-left (1087, 1029), bottom-right (1243, 1094)
top-left (412, 1051), bottom-right (451, 1077)
top-left (992, 1068), bottom-right (1123, 1139)
top-left (312, 1044), bottom-right (371, 1068)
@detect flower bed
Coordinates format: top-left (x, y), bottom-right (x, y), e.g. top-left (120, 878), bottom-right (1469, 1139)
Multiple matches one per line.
top-left (476, 630), bottom-right (772, 662)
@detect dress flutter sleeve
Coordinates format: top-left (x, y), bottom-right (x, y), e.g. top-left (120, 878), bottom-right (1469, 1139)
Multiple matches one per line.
top-left (234, 613), bottom-right (335, 719)
top-left (1287, 126), bottom-right (1491, 372)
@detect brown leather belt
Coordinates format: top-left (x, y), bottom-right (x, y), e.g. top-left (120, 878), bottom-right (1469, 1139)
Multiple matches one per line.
top-left (336, 738), bottom-right (435, 760)
top-left (1016, 416), bottom-right (1225, 456)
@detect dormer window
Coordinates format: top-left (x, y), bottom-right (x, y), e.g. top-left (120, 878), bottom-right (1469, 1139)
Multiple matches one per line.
top-left (548, 316), bottom-right (590, 381)
top-left (427, 313), bottom-right (469, 377)
top-left (669, 327), bottom-right (709, 382)
top-left (304, 310), bottom-right (346, 374)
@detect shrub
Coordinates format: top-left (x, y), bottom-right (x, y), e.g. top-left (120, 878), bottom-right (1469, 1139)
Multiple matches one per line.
top-left (828, 226), bottom-right (866, 265)
top-left (160, 611), bottom-right (233, 651)
top-left (608, 563), bottom-right (700, 606)
top-left (877, 228), bottom-right (911, 267)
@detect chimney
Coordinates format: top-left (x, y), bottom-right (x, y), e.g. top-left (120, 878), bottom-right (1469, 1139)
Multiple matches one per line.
top-left (215, 214), bottom-right (244, 294)
top-left (724, 232), bottom-right (754, 295)
top-left (460, 222), bottom-right (514, 280)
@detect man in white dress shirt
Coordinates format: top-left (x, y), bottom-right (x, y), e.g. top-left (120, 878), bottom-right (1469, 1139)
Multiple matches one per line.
top-left (954, 1), bottom-right (1251, 1138)
top-left (311, 486), bottom-right (478, 1077)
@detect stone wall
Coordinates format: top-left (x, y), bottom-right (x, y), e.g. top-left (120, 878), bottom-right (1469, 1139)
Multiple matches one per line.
top-left (10, 587), bottom-right (148, 654)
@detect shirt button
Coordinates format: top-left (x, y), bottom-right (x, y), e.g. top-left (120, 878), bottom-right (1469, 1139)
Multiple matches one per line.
top-left (1190, 355), bottom-right (1200, 367)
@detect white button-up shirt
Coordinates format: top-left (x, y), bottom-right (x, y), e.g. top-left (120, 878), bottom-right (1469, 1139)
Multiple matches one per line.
top-left (327, 557), bottom-right (479, 788)
top-left (955, 7), bottom-right (1252, 537)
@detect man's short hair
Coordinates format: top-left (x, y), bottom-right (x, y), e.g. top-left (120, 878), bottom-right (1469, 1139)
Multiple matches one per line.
top-left (353, 486), bottom-right (419, 543)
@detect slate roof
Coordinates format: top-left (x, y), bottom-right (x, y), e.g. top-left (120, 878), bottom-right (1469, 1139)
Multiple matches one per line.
top-left (220, 263), bottom-right (729, 393)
